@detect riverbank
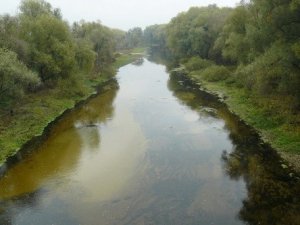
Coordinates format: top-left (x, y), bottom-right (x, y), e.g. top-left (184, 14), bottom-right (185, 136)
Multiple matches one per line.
top-left (0, 52), bottom-right (142, 166)
top-left (182, 71), bottom-right (300, 172)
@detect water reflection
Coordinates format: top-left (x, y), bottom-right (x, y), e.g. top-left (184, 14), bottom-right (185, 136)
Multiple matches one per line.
top-left (0, 83), bottom-right (118, 199)
top-left (107, 60), bottom-right (245, 225)
top-left (223, 135), bottom-right (300, 225)
top-left (168, 72), bottom-right (300, 225)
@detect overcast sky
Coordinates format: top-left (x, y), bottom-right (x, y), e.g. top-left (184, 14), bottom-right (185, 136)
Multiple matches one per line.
top-left (0, 0), bottom-right (240, 30)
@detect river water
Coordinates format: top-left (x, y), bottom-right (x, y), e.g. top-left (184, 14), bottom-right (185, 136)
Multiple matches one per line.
top-left (0, 58), bottom-right (299, 225)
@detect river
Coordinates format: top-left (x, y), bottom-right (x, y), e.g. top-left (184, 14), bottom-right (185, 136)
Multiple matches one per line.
top-left (0, 58), bottom-right (299, 225)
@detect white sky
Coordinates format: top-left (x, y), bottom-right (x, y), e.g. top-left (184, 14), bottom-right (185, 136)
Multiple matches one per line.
top-left (0, 0), bottom-right (240, 30)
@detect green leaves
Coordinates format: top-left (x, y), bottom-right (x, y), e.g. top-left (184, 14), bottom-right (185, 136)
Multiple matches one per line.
top-left (0, 48), bottom-right (40, 99)
top-left (125, 27), bottom-right (143, 49)
top-left (184, 57), bottom-right (213, 72)
top-left (72, 21), bottom-right (115, 73)
top-left (146, 0), bottom-right (300, 112)
top-left (74, 39), bottom-right (96, 73)
top-left (20, 5), bottom-right (76, 82)
top-left (144, 24), bottom-right (167, 48)
top-left (235, 42), bottom-right (299, 97)
top-left (0, 0), bottom-right (118, 107)
top-left (165, 6), bottom-right (232, 61)
top-left (19, 0), bottom-right (60, 19)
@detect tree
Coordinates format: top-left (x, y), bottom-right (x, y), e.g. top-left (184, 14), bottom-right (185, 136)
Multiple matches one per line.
top-left (214, 5), bottom-right (250, 64)
top-left (111, 28), bottom-right (126, 50)
top-left (125, 27), bottom-right (143, 48)
top-left (0, 15), bottom-right (30, 63)
top-left (165, 6), bottom-right (232, 61)
top-left (19, 0), bottom-right (61, 19)
top-left (74, 38), bottom-right (96, 74)
top-left (72, 21), bottom-right (115, 72)
top-left (144, 24), bottom-right (167, 49)
top-left (0, 48), bottom-right (40, 100)
top-left (19, 0), bottom-right (76, 82)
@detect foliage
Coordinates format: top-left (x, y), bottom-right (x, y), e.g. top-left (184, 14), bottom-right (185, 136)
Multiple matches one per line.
top-left (184, 57), bottom-right (213, 72)
top-left (235, 43), bottom-right (300, 100)
top-left (0, 0), bottom-right (136, 109)
top-left (19, 0), bottom-right (61, 19)
top-left (0, 50), bottom-right (137, 165)
top-left (124, 27), bottom-right (143, 49)
top-left (73, 38), bottom-right (96, 74)
top-left (214, 5), bottom-right (250, 64)
top-left (72, 21), bottom-right (115, 72)
top-left (19, 0), bottom-right (76, 83)
top-left (111, 28), bottom-right (126, 50)
top-left (144, 1), bottom-right (300, 156)
top-left (144, 24), bottom-right (167, 48)
top-left (0, 15), bottom-right (29, 61)
top-left (0, 48), bottom-right (40, 100)
top-left (147, 1), bottom-right (300, 112)
top-left (165, 5), bottom-right (232, 61)
top-left (200, 65), bottom-right (230, 82)
top-left (0, 0), bottom-right (144, 165)
top-left (0, 0), bottom-right (124, 113)
top-left (55, 73), bottom-right (89, 98)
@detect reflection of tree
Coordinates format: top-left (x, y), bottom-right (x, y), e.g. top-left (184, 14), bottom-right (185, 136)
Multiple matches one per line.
top-left (62, 82), bottom-right (118, 128)
top-left (167, 72), bottom-right (221, 113)
top-left (0, 82), bottom-right (118, 220)
top-left (223, 143), bottom-right (300, 225)
top-left (167, 73), bottom-right (300, 225)
top-left (220, 105), bottom-right (300, 224)
top-left (72, 83), bottom-right (117, 150)
top-left (147, 50), bottom-right (177, 70)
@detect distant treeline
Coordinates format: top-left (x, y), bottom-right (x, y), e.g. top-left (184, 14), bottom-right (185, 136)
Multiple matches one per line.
top-left (2, 0), bottom-right (300, 113)
top-left (0, 0), bottom-right (143, 106)
top-left (143, 1), bottom-right (300, 111)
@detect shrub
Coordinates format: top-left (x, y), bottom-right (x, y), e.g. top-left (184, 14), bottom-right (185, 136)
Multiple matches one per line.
top-left (184, 56), bottom-right (213, 72)
top-left (201, 65), bottom-right (230, 82)
top-left (56, 72), bottom-right (89, 98)
top-left (234, 43), bottom-right (300, 99)
top-left (0, 48), bottom-right (40, 100)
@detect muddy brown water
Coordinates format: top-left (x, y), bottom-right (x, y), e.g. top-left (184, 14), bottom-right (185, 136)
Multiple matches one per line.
top-left (0, 59), bottom-right (299, 225)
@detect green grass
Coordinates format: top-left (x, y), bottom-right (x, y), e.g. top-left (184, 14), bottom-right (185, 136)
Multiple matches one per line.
top-left (129, 47), bottom-right (147, 54)
top-left (0, 51), bottom-right (141, 165)
top-left (0, 89), bottom-right (76, 163)
top-left (189, 73), bottom-right (300, 155)
top-left (117, 47), bottom-right (147, 55)
top-left (113, 53), bottom-right (142, 69)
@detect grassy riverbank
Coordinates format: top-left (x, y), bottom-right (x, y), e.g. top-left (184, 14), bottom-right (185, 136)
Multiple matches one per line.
top-left (0, 52), bottom-right (141, 165)
top-left (186, 72), bottom-right (300, 170)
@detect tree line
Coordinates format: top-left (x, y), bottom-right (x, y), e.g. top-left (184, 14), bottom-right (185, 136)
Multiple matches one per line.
top-left (143, 1), bottom-right (300, 112)
top-left (0, 0), bottom-right (143, 107)
top-left (2, 0), bottom-right (299, 113)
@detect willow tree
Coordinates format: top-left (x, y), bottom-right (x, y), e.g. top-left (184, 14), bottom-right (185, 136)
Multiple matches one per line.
top-left (72, 21), bottom-right (115, 73)
top-left (19, 0), bottom-right (76, 83)
top-left (0, 48), bottom-right (40, 101)
top-left (165, 5), bottom-right (232, 61)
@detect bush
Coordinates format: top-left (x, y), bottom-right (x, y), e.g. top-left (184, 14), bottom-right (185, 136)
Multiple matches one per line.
top-left (0, 48), bottom-right (40, 100)
top-left (234, 43), bottom-right (300, 99)
top-left (56, 73), bottom-right (89, 98)
top-left (234, 64), bottom-right (255, 89)
top-left (200, 65), bottom-right (230, 82)
top-left (184, 56), bottom-right (213, 71)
